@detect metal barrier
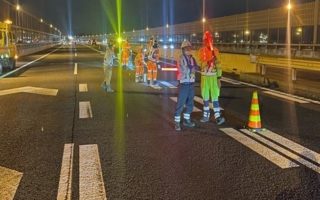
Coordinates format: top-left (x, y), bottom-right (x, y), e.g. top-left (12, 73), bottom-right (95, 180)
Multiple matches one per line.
top-left (16, 42), bottom-right (60, 57)
top-left (257, 56), bottom-right (320, 80)
top-left (95, 42), bottom-right (320, 81)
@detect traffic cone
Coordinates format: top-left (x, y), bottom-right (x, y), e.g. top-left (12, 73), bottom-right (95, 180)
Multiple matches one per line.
top-left (247, 91), bottom-right (264, 132)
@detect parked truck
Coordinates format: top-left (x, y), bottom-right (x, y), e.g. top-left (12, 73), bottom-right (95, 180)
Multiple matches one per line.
top-left (0, 21), bottom-right (17, 70)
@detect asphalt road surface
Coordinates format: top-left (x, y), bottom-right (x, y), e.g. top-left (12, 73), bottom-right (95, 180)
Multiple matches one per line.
top-left (0, 45), bottom-right (319, 200)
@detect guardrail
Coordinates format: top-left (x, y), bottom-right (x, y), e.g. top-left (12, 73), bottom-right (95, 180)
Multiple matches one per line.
top-left (94, 42), bottom-right (320, 80)
top-left (257, 56), bottom-right (320, 80)
top-left (16, 42), bottom-right (61, 57)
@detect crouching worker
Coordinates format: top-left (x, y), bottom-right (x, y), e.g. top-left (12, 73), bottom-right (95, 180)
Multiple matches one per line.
top-left (174, 40), bottom-right (199, 131)
top-left (102, 42), bottom-right (116, 92)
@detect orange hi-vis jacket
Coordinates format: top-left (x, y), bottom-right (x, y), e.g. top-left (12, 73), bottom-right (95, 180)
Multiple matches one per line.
top-left (147, 48), bottom-right (160, 81)
top-left (134, 52), bottom-right (145, 76)
top-left (121, 41), bottom-right (130, 65)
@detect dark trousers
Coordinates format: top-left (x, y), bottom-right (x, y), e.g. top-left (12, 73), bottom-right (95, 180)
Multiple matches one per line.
top-left (174, 83), bottom-right (195, 118)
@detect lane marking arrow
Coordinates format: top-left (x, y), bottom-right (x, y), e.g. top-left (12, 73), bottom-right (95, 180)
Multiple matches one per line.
top-left (0, 86), bottom-right (58, 97)
top-left (0, 166), bottom-right (23, 200)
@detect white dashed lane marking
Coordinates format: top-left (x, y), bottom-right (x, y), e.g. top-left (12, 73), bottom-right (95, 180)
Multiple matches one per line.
top-left (79, 84), bottom-right (88, 92)
top-left (57, 144), bottom-right (74, 200)
top-left (74, 63), bottom-right (78, 75)
top-left (79, 144), bottom-right (107, 200)
top-left (79, 101), bottom-right (93, 119)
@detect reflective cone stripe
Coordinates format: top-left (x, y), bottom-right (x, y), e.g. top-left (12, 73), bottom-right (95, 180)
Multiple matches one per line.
top-left (248, 91), bottom-right (262, 130)
top-left (251, 98), bottom-right (259, 104)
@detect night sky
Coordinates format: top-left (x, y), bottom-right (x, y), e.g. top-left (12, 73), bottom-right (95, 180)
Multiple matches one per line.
top-left (19, 0), bottom-right (314, 35)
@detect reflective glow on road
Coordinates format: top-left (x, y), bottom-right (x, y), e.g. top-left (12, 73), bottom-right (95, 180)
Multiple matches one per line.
top-left (114, 0), bottom-right (127, 192)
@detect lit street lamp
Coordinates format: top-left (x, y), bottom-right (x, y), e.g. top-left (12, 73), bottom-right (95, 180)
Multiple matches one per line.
top-left (287, 2), bottom-right (292, 10)
top-left (4, 19), bottom-right (13, 24)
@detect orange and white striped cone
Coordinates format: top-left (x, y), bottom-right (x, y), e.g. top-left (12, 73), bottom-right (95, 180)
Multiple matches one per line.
top-left (247, 91), bottom-right (264, 133)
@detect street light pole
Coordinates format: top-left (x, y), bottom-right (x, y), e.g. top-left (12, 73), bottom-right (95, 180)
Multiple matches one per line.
top-left (202, 0), bottom-right (206, 33)
top-left (313, 0), bottom-right (319, 49)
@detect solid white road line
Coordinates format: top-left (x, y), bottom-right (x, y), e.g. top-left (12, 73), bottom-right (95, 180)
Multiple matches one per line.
top-left (221, 77), bottom-right (320, 105)
top-left (221, 77), bottom-right (241, 85)
top-left (0, 47), bottom-right (61, 79)
top-left (83, 44), bottom-right (105, 54)
top-left (79, 101), bottom-right (93, 119)
top-left (193, 96), bottom-right (224, 111)
top-left (170, 97), bottom-right (201, 112)
top-left (57, 144), bottom-right (74, 200)
top-left (0, 166), bottom-right (23, 200)
top-left (79, 145), bottom-right (107, 200)
top-left (263, 91), bottom-right (309, 104)
top-left (254, 129), bottom-right (320, 166)
top-left (241, 129), bottom-right (320, 174)
top-left (23, 86), bottom-right (58, 96)
top-left (159, 81), bottom-right (177, 89)
top-left (74, 63), bottom-right (78, 75)
top-left (150, 85), bottom-right (162, 90)
top-left (0, 86), bottom-right (58, 96)
top-left (79, 84), bottom-right (88, 92)
top-left (0, 87), bottom-right (26, 96)
top-left (220, 128), bottom-right (299, 169)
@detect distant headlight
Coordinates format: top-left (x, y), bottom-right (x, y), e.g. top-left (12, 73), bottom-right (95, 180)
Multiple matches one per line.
top-left (14, 55), bottom-right (18, 59)
top-left (5, 54), bottom-right (9, 58)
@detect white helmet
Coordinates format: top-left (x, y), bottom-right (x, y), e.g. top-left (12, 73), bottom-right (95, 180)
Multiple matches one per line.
top-left (181, 40), bottom-right (192, 49)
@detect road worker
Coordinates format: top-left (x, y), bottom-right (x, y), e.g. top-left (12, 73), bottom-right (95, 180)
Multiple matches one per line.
top-left (102, 41), bottom-right (116, 92)
top-left (134, 46), bottom-right (146, 83)
top-left (121, 39), bottom-right (131, 67)
top-left (147, 40), bottom-right (160, 85)
top-left (198, 31), bottom-right (225, 125)
top-left (174, 40), bottom-right (199, 131)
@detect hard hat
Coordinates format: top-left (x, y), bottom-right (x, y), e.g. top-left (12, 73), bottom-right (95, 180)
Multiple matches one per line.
top-left (181, 40), bottom-right (192, 49)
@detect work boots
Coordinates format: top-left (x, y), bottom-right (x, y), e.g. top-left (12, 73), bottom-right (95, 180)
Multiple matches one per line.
top-left (175, 122), bottom-right (181, 131)
top-left (200, 111), bottom-right (210, 123)
top-left (105, 85), bottom-right (114, 93)
top-left (200, 116), bottom-right (210, 123)
top-left (216, 116), bottom-right (226, 125)
top-left (183, 119), bottom-right (195, 128)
